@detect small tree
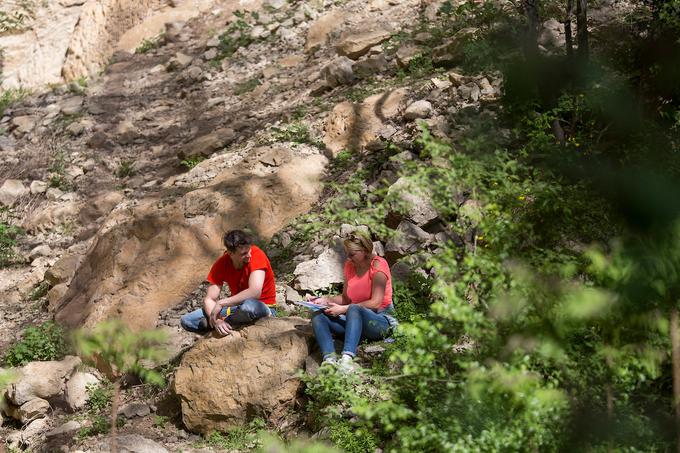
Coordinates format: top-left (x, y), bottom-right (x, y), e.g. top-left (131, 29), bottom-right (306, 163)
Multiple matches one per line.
top-left (74, 321), bottom-right (168, 453)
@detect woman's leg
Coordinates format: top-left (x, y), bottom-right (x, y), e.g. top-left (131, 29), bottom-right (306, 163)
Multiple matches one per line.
top-left (312, 311), bottom-right (347, 358)
top-left (342, 305), bottom-right (390, 357)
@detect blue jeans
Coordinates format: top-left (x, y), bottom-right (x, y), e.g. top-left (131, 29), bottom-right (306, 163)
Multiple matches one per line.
top-left (180, 298), bottom-right (275, 333)
top-left (311, 304), bottom-right (391, 358)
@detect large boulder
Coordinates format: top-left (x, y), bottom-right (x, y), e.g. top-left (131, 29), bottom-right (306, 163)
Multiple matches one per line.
top-left (336, 28), bottom-right (393, 59)
top-left (54, 148), bottom-right (327, 330)
top-left (7, 356), bottom-right (81, 405)
top-left (64, 371), bottom-right (100, 411)
top-left (293, 247), bottom-right (345, 291)
top-left (174, 317), bottom-right (312, 433)
top-left (387, 177), bottom-right (438, 226)
top-left (323, 88), bottom-right (407, 156)
top-left (0, 179), bottom-right (28, 206)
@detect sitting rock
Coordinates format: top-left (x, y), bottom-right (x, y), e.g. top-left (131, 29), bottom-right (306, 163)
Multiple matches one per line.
top-left (174, 317), bottom-right (312, 433)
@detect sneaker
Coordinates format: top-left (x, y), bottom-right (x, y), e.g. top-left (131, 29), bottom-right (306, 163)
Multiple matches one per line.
top-left (321, 355), bottom-right (338, 367)
top-left (337, 354), bottom-right (358, 373)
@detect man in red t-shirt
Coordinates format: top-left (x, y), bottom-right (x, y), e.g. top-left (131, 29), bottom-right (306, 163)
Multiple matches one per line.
top-left (180, 229), bottom-right (276, 336)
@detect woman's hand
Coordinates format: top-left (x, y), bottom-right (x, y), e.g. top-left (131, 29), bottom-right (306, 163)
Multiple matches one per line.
top-left (324, 303), bottom-right (348, 317)
top-left (305, 294), bottom-right (329, 306)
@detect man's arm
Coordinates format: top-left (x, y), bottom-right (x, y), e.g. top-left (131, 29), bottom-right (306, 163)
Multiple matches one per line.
top-left (220, 269), bottom-right (265, 307)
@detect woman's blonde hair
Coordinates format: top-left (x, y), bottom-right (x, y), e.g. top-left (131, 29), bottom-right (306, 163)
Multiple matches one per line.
top-left (343, 232), bottom-right (373, 254)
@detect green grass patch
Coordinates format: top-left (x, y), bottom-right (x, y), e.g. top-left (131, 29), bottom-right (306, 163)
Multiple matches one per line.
top-left (0, 88), bottom-right (31, 117)
top-left (3, 321), bottom-right (68, 366)
top-left (0, 222), bottom-right (22, 268)
top-left (234, 77), bottom-right (262, 95)
top-left (135, 35), bottom-right (163, 54)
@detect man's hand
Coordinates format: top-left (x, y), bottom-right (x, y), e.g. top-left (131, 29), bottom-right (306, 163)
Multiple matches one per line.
top-left (324, 303), bottom-right (348, 317)
top-left (214, 319), bottom-right (233, 336)
top-left (209, 301), bottom-right (228, 328)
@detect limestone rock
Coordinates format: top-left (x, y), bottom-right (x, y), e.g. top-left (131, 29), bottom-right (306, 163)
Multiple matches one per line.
top-left (18, 398), bottom-right (50, 423)
top-left (404, 100), bottom-right (433, 120)
top-left (54, 150), bottom-right (327, 330)
top-left (65, 372), bottom-right (99, 411)
top-left (44, 253), bottom-right (82, 286)
top-left (0, 135), bottom-right (16, 152)
top-left (180, 128), bottom-right (236, 159)
top-left (354, 53), bottom-right (389, 76)
top-left (11, 116), bottom-right (36, 134)
top-left (7, 356), bottom-right (81, 405)
top-left (46, 420), bottom-right (81, 439)
top-left (387, 177), bottom-right (438, 226)
top-left (100, 434), bottom-right (169, 453)
top-left (294, 247), bottom-right (345, 291)
top-left (321, 56), bottom-right (355, 87)
top-left (11, 417), bottom-right (50, 448)
top-left (0, 179), bottom-right (28, 206)
top-left (60, 96), bottom-right (84, 115)
top-left (306, 10), bottom-right (345, 51)
top-left (323, 88), bottom-right (407, 156)
top-left (175, 317), bottom-right (311, 433)
top-left (396, 45), bottom-right (421, 68)
top-left (120, 402), bottom-right (151, 418)
top-left (459, 83), bottom-right (481, 102)
top-left (336, 28), bottom-right (392, 59)
top-left (285, 285), bottom-right (303, 303)
top-left (385, 221), bottom-right (433, 256)
top-left (30, 180), bottom-right (48, 194)
top-left (167, 52), bottom-right (193, 71)
top-left (432, 27), bottom-right (478, 66)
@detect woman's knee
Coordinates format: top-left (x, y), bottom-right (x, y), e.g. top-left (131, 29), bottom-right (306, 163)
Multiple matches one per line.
top-left (312, 311), bottom-right (330, 327)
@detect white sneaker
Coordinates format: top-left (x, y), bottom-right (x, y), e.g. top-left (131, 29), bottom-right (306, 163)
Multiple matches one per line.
top-left (321, 355), bottom-right (338, 367)
top-left (337, 354), bottom-right (358, 373)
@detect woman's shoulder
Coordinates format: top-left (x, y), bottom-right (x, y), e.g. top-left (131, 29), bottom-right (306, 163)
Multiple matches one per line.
top-left (370, 256), bottom-right (390, 272)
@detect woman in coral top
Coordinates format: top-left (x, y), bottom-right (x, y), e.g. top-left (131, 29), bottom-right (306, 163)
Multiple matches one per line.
top-left (310, 233), bottom-right (397, 370)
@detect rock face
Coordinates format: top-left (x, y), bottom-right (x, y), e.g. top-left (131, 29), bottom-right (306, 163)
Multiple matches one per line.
top-left (0, 0), bottom-right (167, 89)
top-left (174, 317), bottom-right (312, 433)
top-left (54, 149), bottom-right (328, 330)
top-left (0, 180), bottom-right (28, 206)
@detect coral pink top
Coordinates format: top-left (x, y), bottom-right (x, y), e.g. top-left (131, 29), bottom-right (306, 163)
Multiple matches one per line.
top-left (344, 256), bottom-right (393, 310)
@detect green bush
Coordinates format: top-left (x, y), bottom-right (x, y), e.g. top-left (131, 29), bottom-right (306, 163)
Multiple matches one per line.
top-left (85, 381), bottom-right (113, 413)
top-left (4, 321), bottom-right (68, 366)
top-left (0, 222), bottom-right (22, 268)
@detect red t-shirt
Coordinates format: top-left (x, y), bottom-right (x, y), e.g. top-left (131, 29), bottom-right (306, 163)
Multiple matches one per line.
top-left (206, 245), bottom-right (276, 305)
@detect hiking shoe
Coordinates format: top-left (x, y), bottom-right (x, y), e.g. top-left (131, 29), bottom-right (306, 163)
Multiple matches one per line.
top-left (321, 355), bottom-right (338, 367)
top-left (337, 354), bottom-right (358, 373)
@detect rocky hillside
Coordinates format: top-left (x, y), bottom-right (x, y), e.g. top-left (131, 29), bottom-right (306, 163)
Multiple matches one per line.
top-left (0, 0), bottom-right (493, 449)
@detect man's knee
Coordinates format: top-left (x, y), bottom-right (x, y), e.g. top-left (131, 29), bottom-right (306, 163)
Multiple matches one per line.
top-left (240, 298), bottom-right (262, 315)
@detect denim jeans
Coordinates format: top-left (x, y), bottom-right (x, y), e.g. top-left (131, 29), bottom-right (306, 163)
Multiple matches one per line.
top-left (311, 304), bottom-right (392, 358)
top-left (180, 298), bottom-right (275, 333)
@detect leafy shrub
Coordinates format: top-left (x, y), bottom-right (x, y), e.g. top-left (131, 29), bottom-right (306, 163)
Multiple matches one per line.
top-left (0, 222), bottom-right (22, 267)
top-left (329, 422), bottom-right (378, 453)
top-left (197, 418), bottom-right (267, 450)
top-left (29, 281), bottom-right (50, 301)
top-left (4, 322), bottom-right (68, 366)
top-left (0, 88), bottom-right (30, 117)
top-left (116, 160), bottom-right (135, 178)
top-left (135, 35), bottom-right (162, 54)
top-left (234, 77), bottom-right (262, 95)
top-left (271, 122), bottom-right (312, 144)
top-left (85, 381), bottom-right (113, 413)
top-left (180, 155), bottom-right (204, 170)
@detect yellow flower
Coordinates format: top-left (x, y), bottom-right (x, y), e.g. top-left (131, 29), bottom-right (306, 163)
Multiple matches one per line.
top-left (518, 195), bottom-right (526, 201)
top-left (476, 235), bottom-right (484, 241)
top-left (575, 143), bottom-right (580, 147)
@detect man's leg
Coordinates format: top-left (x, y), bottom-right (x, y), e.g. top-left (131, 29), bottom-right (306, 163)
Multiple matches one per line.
top-left (342, 305), bottom-right (390, 357)
top-left (311, 311), bottom-right (347, 359)
top-left (180, 307), bottom-right (214, 333)
top-left (228, 299), bottom-right (271, 324)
